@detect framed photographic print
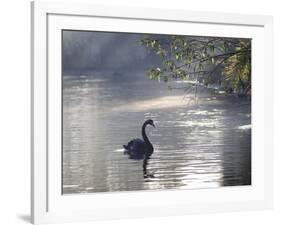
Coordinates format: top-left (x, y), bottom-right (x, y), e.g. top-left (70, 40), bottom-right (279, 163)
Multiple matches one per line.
top-left (31, 1), bottom-right (273, 224)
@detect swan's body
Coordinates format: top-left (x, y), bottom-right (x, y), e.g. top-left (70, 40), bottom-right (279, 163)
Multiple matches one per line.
top-left (123, 119), bottom-right (155, 160)
top-left (123, 138), bottom-right (147, 159)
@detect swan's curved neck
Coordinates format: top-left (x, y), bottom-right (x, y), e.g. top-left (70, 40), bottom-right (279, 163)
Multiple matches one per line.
top-left (142, 122), bottom-right (153, 150)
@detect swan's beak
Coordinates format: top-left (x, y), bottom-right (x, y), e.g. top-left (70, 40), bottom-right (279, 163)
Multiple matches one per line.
top-left (152, 123), bottom-right (156, 128)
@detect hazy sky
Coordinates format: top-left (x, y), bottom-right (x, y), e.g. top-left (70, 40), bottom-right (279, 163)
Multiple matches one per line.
top-left (62, 30), bottom-right (162, 74)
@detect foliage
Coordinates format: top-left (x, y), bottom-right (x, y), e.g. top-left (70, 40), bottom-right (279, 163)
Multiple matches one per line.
top-left (140, 36), bottom-right (251, 95)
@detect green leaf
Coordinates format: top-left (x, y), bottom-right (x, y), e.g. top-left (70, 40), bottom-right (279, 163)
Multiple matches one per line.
top-left (163, 75), bottom-right (169, 83)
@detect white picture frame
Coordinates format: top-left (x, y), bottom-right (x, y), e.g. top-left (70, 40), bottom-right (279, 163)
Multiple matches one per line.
top-left (31, 1), bottom-right (273, 224)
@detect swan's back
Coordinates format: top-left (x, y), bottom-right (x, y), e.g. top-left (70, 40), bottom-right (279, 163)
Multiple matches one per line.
top-left (123, 138), bottom-right (146, 159)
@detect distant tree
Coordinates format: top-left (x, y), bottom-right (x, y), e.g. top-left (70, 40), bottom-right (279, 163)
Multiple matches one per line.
top-left (140, 36), bottom-right (251, 96)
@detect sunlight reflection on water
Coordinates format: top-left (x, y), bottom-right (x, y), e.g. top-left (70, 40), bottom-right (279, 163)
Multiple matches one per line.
top-left (63, 75), bottom-right (251, 194)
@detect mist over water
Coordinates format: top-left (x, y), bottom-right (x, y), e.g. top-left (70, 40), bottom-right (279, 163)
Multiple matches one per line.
top-left (62, 72), bottom-right (251, 194)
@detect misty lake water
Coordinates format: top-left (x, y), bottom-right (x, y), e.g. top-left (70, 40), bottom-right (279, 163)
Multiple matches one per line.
top-left (62, 72), bottom-right (251, 194)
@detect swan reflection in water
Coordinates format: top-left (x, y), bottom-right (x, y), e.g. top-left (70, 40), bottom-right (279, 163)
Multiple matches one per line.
top-left (123, 119), bottom-right (156, 178)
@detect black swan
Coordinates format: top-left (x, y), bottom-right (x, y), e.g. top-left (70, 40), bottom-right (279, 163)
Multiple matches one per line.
top-left (123, 119), bottom-right (155, 177)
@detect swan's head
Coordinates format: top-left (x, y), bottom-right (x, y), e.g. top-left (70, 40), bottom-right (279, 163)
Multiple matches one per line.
top-left (145, 119), bottom-right (155, 128)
